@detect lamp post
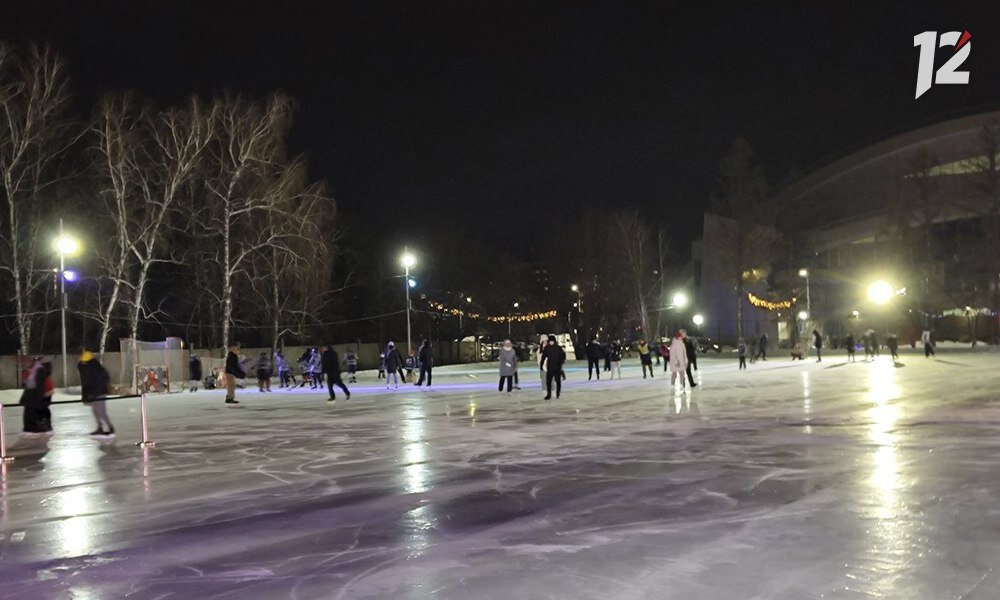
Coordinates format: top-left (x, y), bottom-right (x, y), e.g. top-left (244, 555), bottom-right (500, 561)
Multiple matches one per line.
top-left (55, 219), bottom-right (79, 388)
top-left (401, 249), bottom-right (417, 356)
top-left (798, 269), bottom-right (811, 317)
top-left (509, 302), bottom-right (519, 338)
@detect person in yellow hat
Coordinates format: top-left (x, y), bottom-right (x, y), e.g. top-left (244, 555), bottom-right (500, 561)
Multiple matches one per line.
top-left (79, 349), bottom-right (114, 437)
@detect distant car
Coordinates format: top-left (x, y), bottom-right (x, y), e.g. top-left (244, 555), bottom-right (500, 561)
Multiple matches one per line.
top-left (694, 337), bottom-right (722, 354)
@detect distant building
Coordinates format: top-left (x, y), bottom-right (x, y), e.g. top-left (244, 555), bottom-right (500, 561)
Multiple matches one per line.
top-left (695, 110), bottom-right (1000, 346)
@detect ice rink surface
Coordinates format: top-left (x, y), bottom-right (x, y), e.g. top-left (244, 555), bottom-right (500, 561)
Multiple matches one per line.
top-left (2, 348), bottom-right (1000, 599)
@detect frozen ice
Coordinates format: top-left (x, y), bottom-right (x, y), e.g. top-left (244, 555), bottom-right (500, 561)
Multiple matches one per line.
top-left (2, 348), bottom-right (1000, 599)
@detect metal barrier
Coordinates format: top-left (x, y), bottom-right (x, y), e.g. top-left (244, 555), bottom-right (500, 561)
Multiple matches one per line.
top-left (0, 393), bottom-right (144, 462)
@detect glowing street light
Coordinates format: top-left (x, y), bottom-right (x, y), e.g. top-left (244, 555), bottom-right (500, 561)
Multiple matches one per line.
top-left (570, 284), bottom-right (579, 292)
top-left (401, 248), bottom-right (417, 355)
top-left (55, 236), bottom-right (79, 256)
top-left (671, 292), bottom-right (689, 308)
top-left (509, 302), bottom-right (520, 337)
top-left (797, 310), bottom-right (809, 321)
top-left (465, 296), bottom-right (472, 303)
top-left (692, 313), bottom-right (705, 326)
top-left (54, 220), bottom-right (80, 387)
top-left (798, 268), bottom-right (811, 316)
top-left (867, 280), bottom-right (894, 305)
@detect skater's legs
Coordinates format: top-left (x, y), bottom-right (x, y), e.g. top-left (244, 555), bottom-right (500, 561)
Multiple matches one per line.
top-left (91, 399), bottom-right (113, 431)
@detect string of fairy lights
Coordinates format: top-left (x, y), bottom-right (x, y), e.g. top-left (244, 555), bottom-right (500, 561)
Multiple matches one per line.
top-left (747, 292), bottom-right (796, 311)
top-left (426, 301), bottom-right (558, 323)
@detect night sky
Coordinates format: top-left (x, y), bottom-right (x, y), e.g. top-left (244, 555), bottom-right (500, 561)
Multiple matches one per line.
top-left (2, 1), bottom-right (999, 259)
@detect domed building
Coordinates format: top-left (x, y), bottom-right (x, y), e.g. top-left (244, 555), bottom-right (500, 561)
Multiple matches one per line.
top-left (694, 110), bottom-right (1000, 347)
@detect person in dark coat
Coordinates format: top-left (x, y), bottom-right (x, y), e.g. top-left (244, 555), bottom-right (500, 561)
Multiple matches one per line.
top-left (79, 350), bottom-right (114, 436)
top-left (416, 339), bottom-right (433, 387)
top-left (886, 334), bottom-right (899, 361)
top-left (255, 352), bottom-right (272, 392)
top-left (321, 344), bottom-right (350, 402)
top-left (758, 333), bottom-right (768, 360)
top-left (585, 337), bottom-right (602, 381)
top-left (21, 357), bottom-right (54, 435)
top-left (224, 343), bottom-right (244, 404)
top-left (813, 329), bottom-right (823, 363)
top-left (189, 353), bottom-right (203, 392)
top-left (384, 341), bottom-right (401, 389)
top-left (343, 350), bottom-right (359, 383)
top-left (539, 335), bottom-right (566, 400)
top-left (681, 331), bottom-right (698, 388)
top-left (844, 333), bottom-right (856, 362)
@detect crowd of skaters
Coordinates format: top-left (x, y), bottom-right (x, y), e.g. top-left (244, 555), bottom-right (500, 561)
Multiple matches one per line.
top-left (14, 323), bottom-right (945, 436)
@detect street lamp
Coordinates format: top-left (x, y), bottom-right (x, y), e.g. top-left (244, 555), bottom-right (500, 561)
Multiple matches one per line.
top-left (401, 249), bottom-right (417, 355)
top-left (509, 302), bottom-right (519, 337)
top-left (798, 268), bottom-right (811, 316)
top-left (671, 291), bottom-right (689, 308)
top-left (54, 219), bottom-right (79, 388)
top-left (867, 280), bottom-right (894, 305)
top-left (692, 313), bottom-right (705, 326)
top-left (570, 284), bottom-right (582, 313)
top-left (797, 310), bottom-right (809, 321)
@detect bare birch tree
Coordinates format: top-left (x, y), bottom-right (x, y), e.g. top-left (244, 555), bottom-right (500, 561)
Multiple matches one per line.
top-left (204, 93), bottom-right (297, 348)
top-left (89, 93), bottom-right (145, 355)
top-left (246, 163), bottom-right (335, 352)
top-left (0, 43), bottom-right (75, 354)
top-left (126, 97), bottom-right (213, 342)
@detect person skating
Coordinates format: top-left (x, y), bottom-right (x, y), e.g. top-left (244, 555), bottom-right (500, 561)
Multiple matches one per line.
top-left (308, 348), bottom-right (322, 389)
top-left (813, 329), bottom-right (823, 363)
top-left (681, 330), bottom-right (698, 387)
top-left (539, 335), bottom-right (566, 400)
top-left (498, 339), bottom-right (518, 393)
top-left (224, 343), bottom-right (244, 404)
top-left (322, 344), bottom-right (351, 402)
top-left (275, 351), bottom-right (294, 387)
top-left (384, 341), bottom-right (401, 389)
top-left (758, 333), bottom-right (768, 360)
top-left (79, 349), bottom-right (114, 437)
top-left (862, 331), bottom-right (873, 361)
top-left (344, 350), bottom-right (359, 383)
top-left (638, 340), bottom-right (654, 379)
top-left (537, 335), bottom-right (548, 388)
top-left (844, 333), bottom-right (856, 362)
top-left (887, 334), bottom-right (899, 361)
top-left (608, 340), bottom-right (623, 379)
top-left (921, 329), bottom-right (935, 358)
top-left (738, 339), bottom-right (747, 370)
top-left (586, 337), bottom-right (602, 381)
top-left (20, 357), bottom-right (54, 436)
top-left (669, 331), bottom-right (688, 388)
top-left (603, 341), bottom-right (612, 373)
top-left (660, 340), bottom-right (670, 373)
top-left (188, 353), bottom-right (202, 392)
top-left (869, 330), bottom-right (880, 357)
top-left (255, 352), bottom-right (272, 392)
top-left (416, 339), bottom-right (433, 387)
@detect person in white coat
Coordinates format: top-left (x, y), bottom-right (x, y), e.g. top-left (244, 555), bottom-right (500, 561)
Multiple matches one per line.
top-left (537, 335), bottom-right (548, 388)
top-left (669, 331), bottom-right (689, 388)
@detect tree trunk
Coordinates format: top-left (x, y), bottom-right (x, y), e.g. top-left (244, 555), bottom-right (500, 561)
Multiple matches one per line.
top-left (130, 262), bottom-right (150, 341)
top-left (4, 176), bottom-right (29, 355)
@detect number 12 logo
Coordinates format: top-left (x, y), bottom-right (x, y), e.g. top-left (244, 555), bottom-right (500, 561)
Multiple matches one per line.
top-left (914, 31), bottom-right (971, 99)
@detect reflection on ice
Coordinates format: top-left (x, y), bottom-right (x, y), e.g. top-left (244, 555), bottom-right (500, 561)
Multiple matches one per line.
top-left (402, 404), bottom-right (428, 494)
top-left (861, 355), bottom-right (911, 593)
top-left (55, 486), bottom-right (91, 556)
